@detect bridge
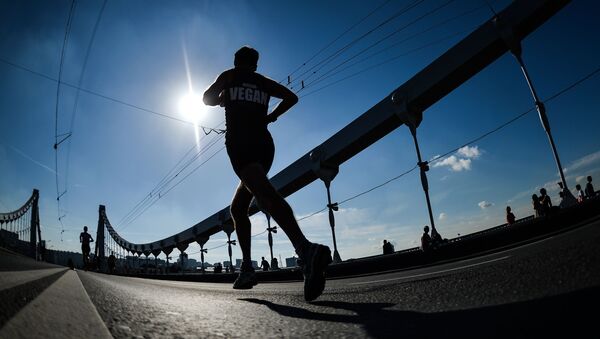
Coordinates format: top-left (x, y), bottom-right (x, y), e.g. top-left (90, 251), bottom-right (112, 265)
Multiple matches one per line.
top-left (2, 0), bottom-right (600, 337)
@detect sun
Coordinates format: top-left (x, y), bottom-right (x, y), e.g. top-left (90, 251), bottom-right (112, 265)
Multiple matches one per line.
top-left (179, 92), bottom-right (206, 124)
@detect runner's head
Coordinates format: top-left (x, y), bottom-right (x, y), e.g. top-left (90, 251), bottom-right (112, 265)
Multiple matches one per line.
top-left (84, 226), bottom-right (88, 232)
top-left (234, 46), bottom-right (259, 71)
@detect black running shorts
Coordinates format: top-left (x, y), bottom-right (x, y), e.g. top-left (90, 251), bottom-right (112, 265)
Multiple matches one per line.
top-left (226, 132), bottom-right (275, 177)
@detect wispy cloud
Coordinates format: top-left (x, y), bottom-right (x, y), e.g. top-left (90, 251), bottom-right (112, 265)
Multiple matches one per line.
top-left (9, 146), bottom-right (56, 174)
top-left (478, 201), bottom-right (494, 209)
top-left (439, 212), bottom-right (447, 220)
top-left (564, 150), bottom-right (600, 173)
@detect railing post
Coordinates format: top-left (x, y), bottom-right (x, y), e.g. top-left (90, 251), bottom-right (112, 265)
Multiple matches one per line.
top-left (196, 236), bottom-right (209, 273)
top-left (176, 242), bottom-right (189, 275)
top-left (222, 219), bottom-right (236, 273)
top-left (96, 205), bottom-right (106, 271)
top-left (310, 149), bottom-right (342, 263)
top-left (264, 212), bottom-right (278, 268)
top-left (392, 96), bottom-right (440, 236)
top-left (494, 15), bottom-right (576, 203)
top-left (30, 189), bottom-right (39, 260)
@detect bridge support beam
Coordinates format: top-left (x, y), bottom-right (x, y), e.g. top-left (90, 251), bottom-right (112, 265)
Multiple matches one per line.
top-left (494, 16), bottom-right (576, 204)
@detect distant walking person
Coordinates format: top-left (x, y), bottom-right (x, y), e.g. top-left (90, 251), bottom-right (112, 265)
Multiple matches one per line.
top-left (382, 239), bottom-right (394, 255)
top-left (203, 46), bottom-right (332, 301)
top-left (506, 206), bottom-right (516, 225)
top-left (108, 251), bottom-right (116, 274)
top-left (421, 226), bottom-right (432, 252)
top-left (575, 184), bottom-right (585, 203)
top-left (80, 226), bottom-right (94, 270)
top-left (260, 257), bottom-right (270, 271)
top-left (539, 188), bottom-right (552, 216)
top-left (532, 194), bottom-right (542, 218)
top-left (585, 176), bottom-right (596, 198)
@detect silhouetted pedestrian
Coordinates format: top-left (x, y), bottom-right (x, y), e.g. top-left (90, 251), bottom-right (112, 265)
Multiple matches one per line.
top-left (506, 206), bottom-right (516, 225)
top-left (204, 46), bottom-right (332, 301)
top-left (80, 226), bottom-right (94, 271)
top-left (260, 256), bottom-right (270, 271)
top-left (585, 176), bottom-right (596, 198)
top-left (539, 188), bottom-right (552, 216)
top-left (532, 194), bottom-right (541, 217)
top-left (382, 240), bottom-right (394, 255)
top-left (576, 184), bottom-right (585, 203)
top-left (421, 226), bottom-right (432, 252)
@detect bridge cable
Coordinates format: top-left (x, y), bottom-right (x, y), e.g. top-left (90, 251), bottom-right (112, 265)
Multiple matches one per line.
top-left (119, 140), bottom-right (226, 231)
top-left (288, 0), bottom-right (425, 88)
top-left (63, 0), bottom-right (109, 216)
top-left (0, 57), bottom-right (225, 133)
top-left (303, 2), bottom-right (487, 91)
top-left (54, 0), bottom-right (77, 234)
top-left (117, 133), bottom-right (224, 227)
top-left (299, 26), bottom-right (472, 99)
top-left (429, 65), bottom-right (600, 165)
top-left (298, 0), bottom-right (455, 90)
top-left (116, 126), bottom-right (224, 227)
top-left (279, 0), bottom-right (393, 84)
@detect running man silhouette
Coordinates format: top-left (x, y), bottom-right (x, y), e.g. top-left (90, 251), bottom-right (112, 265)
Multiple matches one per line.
top-left (80, 226), bottom-right (94, 270)
top-left (203, 46), bottom-right (332, 301)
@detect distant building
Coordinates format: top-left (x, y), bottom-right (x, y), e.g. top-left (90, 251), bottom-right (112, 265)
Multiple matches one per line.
top-left (285, 256), bottom-right (298, 268)
top-left (45, 249), bottom-right (84, 268)
top-left (233, 259), bottom-right (258, 269)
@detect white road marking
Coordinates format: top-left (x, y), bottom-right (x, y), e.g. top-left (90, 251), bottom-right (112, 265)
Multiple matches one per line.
top-left (348, 255), bottom-right (511, 286)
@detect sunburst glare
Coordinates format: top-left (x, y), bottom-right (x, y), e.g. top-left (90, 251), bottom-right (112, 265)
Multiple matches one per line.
top-left (179, 92), bottom-right (205, 149)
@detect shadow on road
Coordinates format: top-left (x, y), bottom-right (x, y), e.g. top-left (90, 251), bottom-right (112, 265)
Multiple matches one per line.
top-left (239, 285), bottom-right (599, 338)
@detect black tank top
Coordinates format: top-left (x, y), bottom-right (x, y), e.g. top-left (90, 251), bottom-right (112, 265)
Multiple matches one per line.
top-left (222, 69), bottom-right (271, 139)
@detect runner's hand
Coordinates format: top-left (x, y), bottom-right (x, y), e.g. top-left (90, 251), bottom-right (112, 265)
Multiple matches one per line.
top-left (265, 114), bottom-right (277, 124)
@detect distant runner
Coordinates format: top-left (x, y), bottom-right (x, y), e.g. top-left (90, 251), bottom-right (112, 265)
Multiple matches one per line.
top-left (203, 46), bottom-right (332, 301)
top-left (80, 226), bottom-right (94, 270)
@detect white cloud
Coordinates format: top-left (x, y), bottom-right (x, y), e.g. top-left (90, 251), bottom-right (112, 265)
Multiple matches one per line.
top-left (565, 150), bottom-right (600, 173)
top-left (431, 145), bottom-right (483, 172)
top-left (439, 212), bottom-right (447, 220)
top-left (478, 201), bottom-right (493, 209)
top-left (432, 155), bottom-right (472, 172)
top-left (457, 145), bottom-right (481, 159)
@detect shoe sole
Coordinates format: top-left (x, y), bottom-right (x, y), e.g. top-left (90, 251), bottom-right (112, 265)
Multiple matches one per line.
top-left (233, 275), bottom-right (258, 290)
top-left (304, 245), bottom-right (332, 301)
top-left (233, 281), bottom-right (257, 290)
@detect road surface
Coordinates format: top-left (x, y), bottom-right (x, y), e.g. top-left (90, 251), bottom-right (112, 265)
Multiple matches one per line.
top-left (74, 216), bottom-right (600, 338)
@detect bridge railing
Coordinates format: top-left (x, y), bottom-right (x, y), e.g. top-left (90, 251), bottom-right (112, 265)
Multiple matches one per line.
top-left (0, 189), bottom-right (41, 259)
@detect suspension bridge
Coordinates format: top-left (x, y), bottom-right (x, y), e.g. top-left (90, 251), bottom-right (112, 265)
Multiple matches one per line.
top-left (2, 0), bottom-right (600, 337)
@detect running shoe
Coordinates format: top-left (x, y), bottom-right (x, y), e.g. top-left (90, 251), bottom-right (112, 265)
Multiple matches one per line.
top-left (233, 264), bottom-right (257, 290)
top-left (300, 243), bottom-right (332, 301)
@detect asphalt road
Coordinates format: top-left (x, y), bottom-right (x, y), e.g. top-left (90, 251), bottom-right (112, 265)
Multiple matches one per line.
top-left (78, 217), bottom-right (600, 338)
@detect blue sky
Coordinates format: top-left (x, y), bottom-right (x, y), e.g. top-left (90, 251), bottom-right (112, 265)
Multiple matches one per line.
top-left (1, 0), bottom-right (599, 265)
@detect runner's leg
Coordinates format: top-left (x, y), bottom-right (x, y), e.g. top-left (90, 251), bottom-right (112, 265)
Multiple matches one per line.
top-left (230, 181), bottom-right (254, 265)
top-left (238, 163), bottom-right (309, 254)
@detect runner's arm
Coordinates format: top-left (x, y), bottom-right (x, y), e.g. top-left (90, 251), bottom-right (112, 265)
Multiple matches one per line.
top-left (203, 71), bottom-right (230, 106)
top-left (264, 78), bottom-right (298, 123)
